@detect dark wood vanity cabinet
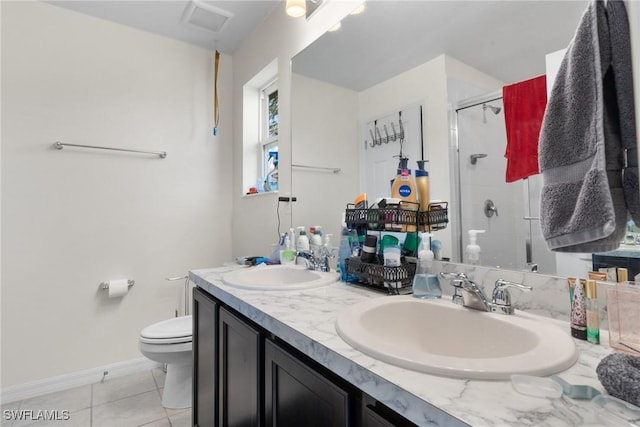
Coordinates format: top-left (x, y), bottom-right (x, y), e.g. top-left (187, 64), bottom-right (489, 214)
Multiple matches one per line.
top-left (193, 287), bottom-right (416, 427)
top-left (193, 287), bottom-right (218, 427)
top-left (265, 338), bottom-right (350, 427)
top-left (218, 307), bottom-right (263, 427)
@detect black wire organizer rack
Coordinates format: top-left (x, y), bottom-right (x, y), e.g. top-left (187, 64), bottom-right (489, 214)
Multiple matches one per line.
top-left (342, 201), bottom-right (448, 295)
top-left (344, 201), bottom-right (448, 232)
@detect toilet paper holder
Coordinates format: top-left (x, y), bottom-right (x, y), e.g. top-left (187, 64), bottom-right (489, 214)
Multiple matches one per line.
top-left (100, 279), bottom-right (135, 290)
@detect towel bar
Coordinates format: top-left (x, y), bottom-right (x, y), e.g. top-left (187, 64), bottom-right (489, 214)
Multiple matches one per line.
top-left (54, 141), bottom-right (167, 159)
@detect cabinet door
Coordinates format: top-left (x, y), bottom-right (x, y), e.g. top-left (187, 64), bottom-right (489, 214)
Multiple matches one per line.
top-left (361, 405), bottom-right (396, 427)
top-left (360, 395), bottom-right (417, 427)
top-left (193, 287), bottom-right (218, 427)
top-left (219, 307), bottom-right (262, 427)
top-left (265, 339), bottom-right (350, 427)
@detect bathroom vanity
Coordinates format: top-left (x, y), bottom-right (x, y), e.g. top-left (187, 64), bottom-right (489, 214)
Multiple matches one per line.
top-left (190, 265), bottom-right (615, 427)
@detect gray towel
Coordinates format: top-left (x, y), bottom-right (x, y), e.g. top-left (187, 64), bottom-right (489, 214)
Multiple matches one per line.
top-left (607, 0), bottom-right (639, 224)
top-left (538, 0), bottom-right (637, 252)
top-left (596, 353), bottom-right (640, 407)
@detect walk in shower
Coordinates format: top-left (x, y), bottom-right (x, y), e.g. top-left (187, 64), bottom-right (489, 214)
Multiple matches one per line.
top-left (453, 92), bottom-right (557, 274)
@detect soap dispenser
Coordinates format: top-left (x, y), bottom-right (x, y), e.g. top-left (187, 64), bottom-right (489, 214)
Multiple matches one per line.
top-left (412, 232), bottom-right (441, 299)
top-left (465, 230), bottom-right (485, 265)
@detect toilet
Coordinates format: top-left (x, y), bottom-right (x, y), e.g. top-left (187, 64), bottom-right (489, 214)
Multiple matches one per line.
top-left (139, 315), bottom-right (193, 409)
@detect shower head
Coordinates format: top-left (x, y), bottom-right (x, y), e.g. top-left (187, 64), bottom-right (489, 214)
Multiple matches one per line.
top-left (483, 104), bottom-right (501, 115)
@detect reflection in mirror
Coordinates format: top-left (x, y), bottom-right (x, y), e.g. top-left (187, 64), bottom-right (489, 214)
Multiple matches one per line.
top-left (289, 1), bottom-right (626, 277)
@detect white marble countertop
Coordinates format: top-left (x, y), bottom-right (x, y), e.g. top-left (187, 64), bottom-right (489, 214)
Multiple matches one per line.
top-left (190, 264), bottom-right (617, 427)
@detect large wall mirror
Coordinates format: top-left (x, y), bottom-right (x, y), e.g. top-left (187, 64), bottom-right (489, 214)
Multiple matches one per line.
top-left (291, 0), bottom-right (603, 277)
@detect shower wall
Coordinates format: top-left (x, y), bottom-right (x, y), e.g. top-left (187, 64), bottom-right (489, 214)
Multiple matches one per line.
top-left (456, 98), bottom-right (557, 273)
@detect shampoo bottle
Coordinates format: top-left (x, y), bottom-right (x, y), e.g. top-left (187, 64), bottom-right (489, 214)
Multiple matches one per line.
top-left (465, 230), bottom-right (485, 265)
top-left (415, 160), bottom-right (430, 231)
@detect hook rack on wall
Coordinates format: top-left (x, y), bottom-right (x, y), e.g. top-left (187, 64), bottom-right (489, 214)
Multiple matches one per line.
top-left (366, 112), bottom-right (405, 149)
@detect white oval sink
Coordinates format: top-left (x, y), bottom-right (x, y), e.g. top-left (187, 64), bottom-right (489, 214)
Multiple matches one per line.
top-left (222, 264), bottom-right (338, 290)
top-left (336, 296), bottom-right (578, 380)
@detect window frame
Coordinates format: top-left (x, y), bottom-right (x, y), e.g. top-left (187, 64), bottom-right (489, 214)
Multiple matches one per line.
top-left (260, 80), bottom-right (279, 182)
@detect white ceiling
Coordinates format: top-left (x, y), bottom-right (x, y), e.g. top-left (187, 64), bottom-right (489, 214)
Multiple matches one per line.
top-left (45, 0), bottom-right (281, 53)
top-left (293, 1), bottom-right (589, 91)
top-left (46, 0), bottom-right (589, 89)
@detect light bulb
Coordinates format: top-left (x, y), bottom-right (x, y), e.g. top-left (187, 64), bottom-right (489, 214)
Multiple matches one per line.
top-left (286, 0), bottom-right (306, 18)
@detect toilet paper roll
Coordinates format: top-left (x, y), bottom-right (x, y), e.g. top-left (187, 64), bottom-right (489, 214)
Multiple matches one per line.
top-left (107, 279), bottom-right (130, 298)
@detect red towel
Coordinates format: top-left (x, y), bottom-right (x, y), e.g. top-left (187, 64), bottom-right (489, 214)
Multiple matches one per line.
top-left (503, 75), bottom-right (547, 182)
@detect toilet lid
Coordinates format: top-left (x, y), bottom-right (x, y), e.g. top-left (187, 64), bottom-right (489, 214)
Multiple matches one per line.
top-left (140, 315), bottom-right (192, 340)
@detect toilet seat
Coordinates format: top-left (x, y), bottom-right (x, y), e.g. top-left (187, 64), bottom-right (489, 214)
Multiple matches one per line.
top-left (140, 315), bottom-right (192, 345)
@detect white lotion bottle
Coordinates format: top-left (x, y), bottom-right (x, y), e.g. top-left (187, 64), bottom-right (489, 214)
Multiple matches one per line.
top-left (296, 226), bottom-right (310, 252)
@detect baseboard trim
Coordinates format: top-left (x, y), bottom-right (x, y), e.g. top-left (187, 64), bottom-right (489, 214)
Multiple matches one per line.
top-left (1, 357), bottom-right (162, 404)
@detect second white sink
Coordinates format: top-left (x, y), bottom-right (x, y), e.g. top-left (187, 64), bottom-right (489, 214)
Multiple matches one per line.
top-left (336, 296), bottom-right (578, 380)
top-left (222, 264), bottom-right (338, 291)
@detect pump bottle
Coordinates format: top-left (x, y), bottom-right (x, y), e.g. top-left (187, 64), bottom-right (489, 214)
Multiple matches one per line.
top-left (412, 232), bottom-right (441, 299)
top-left (391, 158), bottom-right (418, 232)
top-left (465, 230), bottom-right (485, 265)
top-left (296, 226), bottom-right (310, 252)
top-left (415, 160), bottom-right (430, 231)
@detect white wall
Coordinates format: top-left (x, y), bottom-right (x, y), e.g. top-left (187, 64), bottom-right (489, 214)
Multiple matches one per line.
top-left (1, 1), bottom-right (232, 387)
top-left (231, 1), bottom-right (362, 258)
top-left (291, 73), bottom-right (360, 241)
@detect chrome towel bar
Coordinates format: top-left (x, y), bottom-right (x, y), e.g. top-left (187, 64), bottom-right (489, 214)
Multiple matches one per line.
top-left (292, 164), bottom-right (341, 173)
top-left (54, 141), bottom-right (167, 159)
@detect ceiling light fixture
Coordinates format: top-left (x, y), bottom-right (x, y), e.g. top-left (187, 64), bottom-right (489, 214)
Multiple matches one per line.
top-left (286, 0), bottom-right (306, 18)
top-left (350, 3), bottom-right (366, 15)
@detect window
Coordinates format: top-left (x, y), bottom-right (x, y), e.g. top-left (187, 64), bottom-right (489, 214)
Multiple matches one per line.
top-left (261, 80), bottom-right (279, 190)
top-left (242, 59), bottom-right (277, 195)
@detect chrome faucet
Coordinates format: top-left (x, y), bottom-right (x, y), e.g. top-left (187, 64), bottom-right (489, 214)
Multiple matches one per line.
top-left (439, 273), bottom-right (532, 315)
top-left (297, 249), bottom-right (332, 272)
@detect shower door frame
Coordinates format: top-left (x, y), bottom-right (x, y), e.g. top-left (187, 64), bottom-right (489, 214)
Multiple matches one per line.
top-left (451, 90), bottom-right (544, 271)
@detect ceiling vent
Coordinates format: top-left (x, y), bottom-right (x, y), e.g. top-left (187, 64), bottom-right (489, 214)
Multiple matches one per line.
top-left (181, 0), bottom-right (234, 35)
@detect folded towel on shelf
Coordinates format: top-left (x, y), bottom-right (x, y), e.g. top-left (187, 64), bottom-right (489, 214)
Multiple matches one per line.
top-left (503, 75), bottom-right (547, 182)
top-left (596, 353), bottom-right (640, 407)
top-left (538, 0), bottom-right (635, 252)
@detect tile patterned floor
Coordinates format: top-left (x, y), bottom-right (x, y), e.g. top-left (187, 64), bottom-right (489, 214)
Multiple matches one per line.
top-left (1, 369), bottom-right (190, 427)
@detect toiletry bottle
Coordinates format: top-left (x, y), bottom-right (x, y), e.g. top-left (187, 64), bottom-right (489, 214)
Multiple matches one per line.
top-left (348, 228), bottom-right (361, 256)
top-left (361, 234), bottom-right (378, 264)
top-left (586, 279), bottom-right (600, 344)
top-left (296, 226), bottom-right (310, 252)
top-left (310, 228), bottom-right (323, 254)
top-left (383, 244), bottom-right (402, 288)
top-left (391, 158), bottom-right (418, 232)
top-left (412, 233), bottom-right (440, 299)
top-left (569, 278), bottom-right (587, 340)
top-left (264, 151), bottom-right (279, 192)
top-left (279, 230), bottom-right (296, 265)
top-left (415, 160), bottom-right (430, 231)
top-left (465, 230), bottom-right (485, 265)
top-left (338, 227), bottom-right (355, 282)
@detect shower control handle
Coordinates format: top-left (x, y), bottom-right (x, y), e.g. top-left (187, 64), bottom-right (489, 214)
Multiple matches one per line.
top-left (484, 199), bottom-right (498, 218)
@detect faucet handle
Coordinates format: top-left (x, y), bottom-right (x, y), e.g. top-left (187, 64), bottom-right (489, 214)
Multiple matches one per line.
top-left (492, 279), bottom-right (532, 307)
